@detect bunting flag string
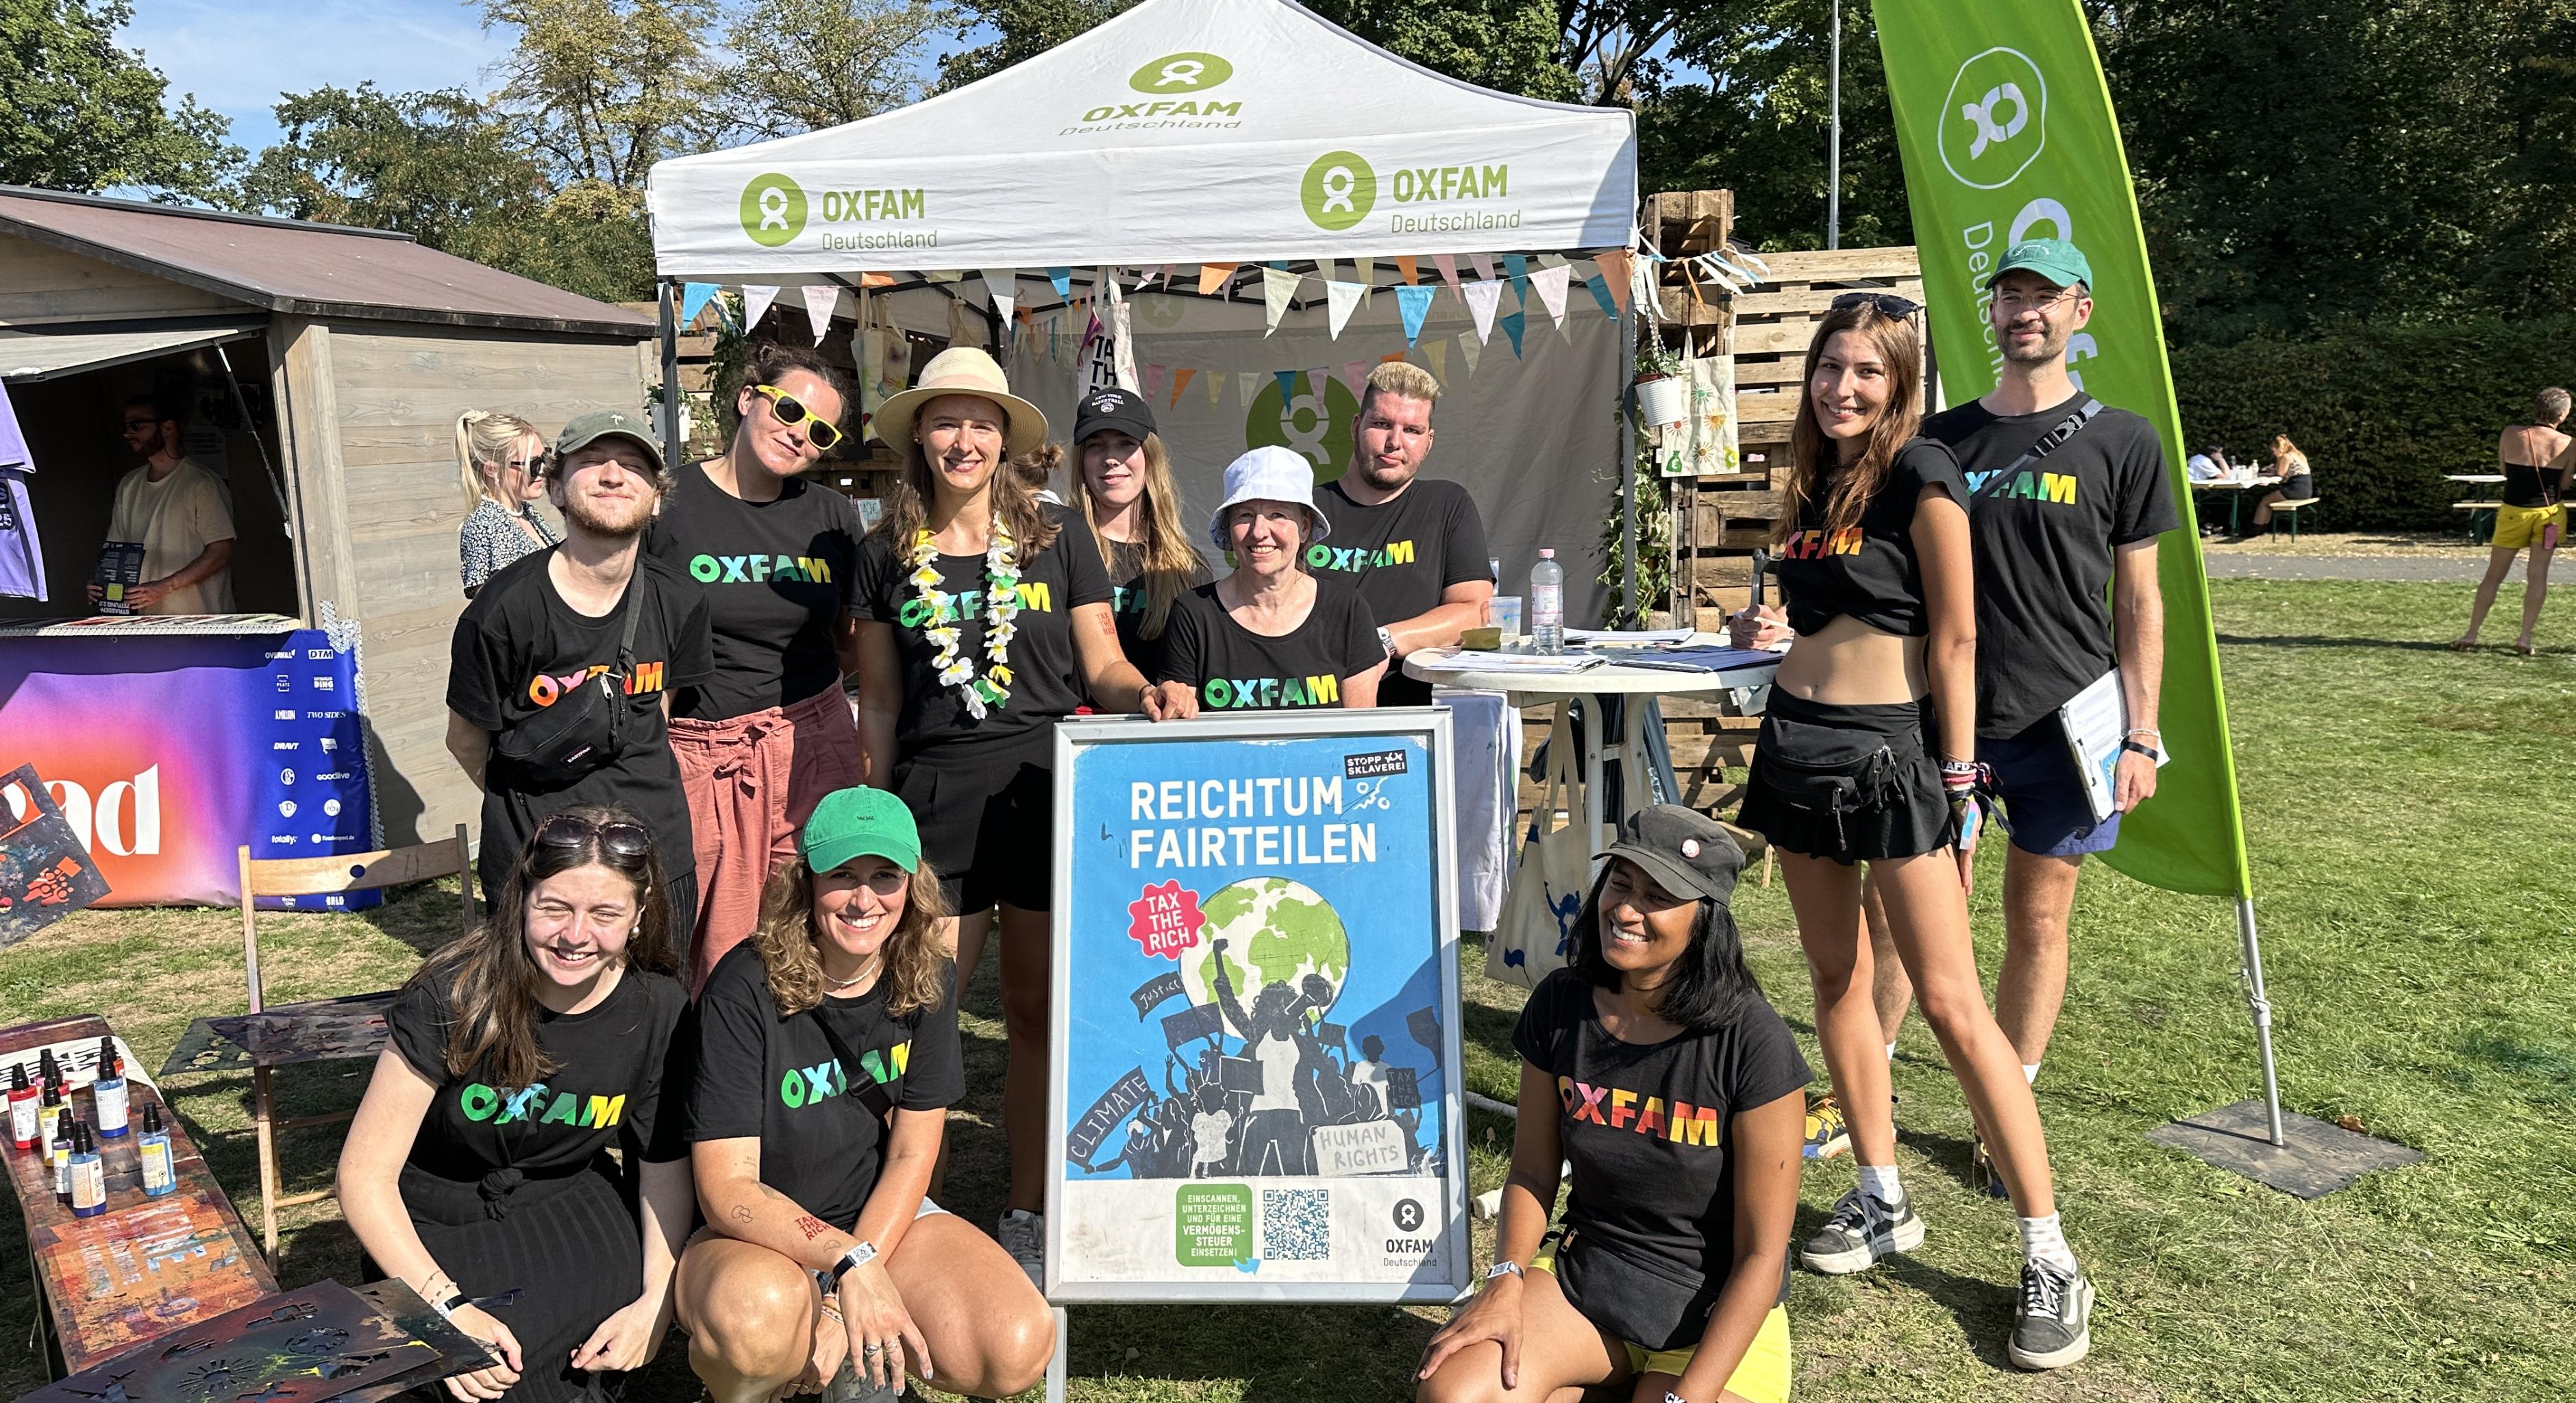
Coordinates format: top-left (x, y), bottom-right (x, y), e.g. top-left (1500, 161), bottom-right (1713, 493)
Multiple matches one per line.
top-left (1339, 360), bottom-right (1368, 396)
top-left (1468, 253), bottom-right (1496, 282)
top-left (1239, 371), bottom-right (1262, 407)
top-left (1207, 369), bottom-right (1226, 405)
top-left (1262, 266), bottom-right (1301, 334)
top-left (1498, 310), bottom-right (1526, 357)
top-left (1170, 367), bottom-right (1196, 406)
top-left (1356, 256), bottom-right (1374, 306)
top-left (1433, 253), bottom-right (1461, 292)
top-left (1048, 267), bottom-right (1072, 299)
top-left (981, 269), bottom-right (1017, 321)
top-left (1457, 329), bottom-right (1481, 377)
top-left (1308, 367), bottom-right (1333, 403)
top-left (1504, 253), bottom-right (1529, 306)
top-left (1581, 258), bottom-right (1622, 320)
top-left (1530, 263), bottom-right (1571, 332)
top-left (1324, 279), bottom-right (1363, 338)
top-left (1144, 363), bottom-right (1166, 399)
top-left (802, 284), bottom-right (840, 344)
top-left (1425, 338), bottom-right (1448, 381)
top-left (680, 282), bottom-right (719, 327)
top-left (1396, 255), bottom-right (1419, 285)
top-left (1461, 279), bottom-right (1504, 343)
top-left (1198, 262), bottom-right (1238, 297)
top-left (741, 284), bottom-right (781, 329)
top-left (1395, 284), bottom-right (1435, 345)
top-left (1274, 369), bottom-right (1298, 403)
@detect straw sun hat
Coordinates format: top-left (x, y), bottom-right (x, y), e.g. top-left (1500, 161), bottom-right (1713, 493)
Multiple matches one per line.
top-left (869, 347), bottom-right (1049, 458)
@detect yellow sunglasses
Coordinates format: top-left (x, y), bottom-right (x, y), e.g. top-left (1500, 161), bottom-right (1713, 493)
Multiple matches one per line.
top-left (750, 383), bottom-right (844, 451)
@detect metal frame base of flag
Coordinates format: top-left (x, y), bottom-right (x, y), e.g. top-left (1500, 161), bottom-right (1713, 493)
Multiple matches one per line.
top-left (2148, 899), bottom-right (2423, 1197)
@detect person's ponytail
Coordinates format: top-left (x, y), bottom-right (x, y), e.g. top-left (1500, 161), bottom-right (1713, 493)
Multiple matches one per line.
top-left (456, 409), bottom-right (539, 514)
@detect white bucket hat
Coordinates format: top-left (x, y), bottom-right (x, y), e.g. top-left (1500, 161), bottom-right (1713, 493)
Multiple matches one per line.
top-left (869, 346), bottom-right (1049, 457)
top-left (1208, 446), bottom-right (1333, 550)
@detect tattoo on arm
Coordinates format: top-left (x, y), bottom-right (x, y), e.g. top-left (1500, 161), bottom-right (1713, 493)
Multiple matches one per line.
top-left (729, 1204), bottom-right (754, 1226)
top-left (795, 1215), bottom-right (832, 1240)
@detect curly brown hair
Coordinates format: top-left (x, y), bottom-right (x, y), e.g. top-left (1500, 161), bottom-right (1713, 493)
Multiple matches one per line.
top-left (749, 854), bottom-right (952, 1018)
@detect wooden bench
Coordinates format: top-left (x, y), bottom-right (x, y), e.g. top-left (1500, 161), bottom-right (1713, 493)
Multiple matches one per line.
top-left (2268, 495), bottom-right (2323, 540)
top-left (0, 1014), bottom-right (274, 1376)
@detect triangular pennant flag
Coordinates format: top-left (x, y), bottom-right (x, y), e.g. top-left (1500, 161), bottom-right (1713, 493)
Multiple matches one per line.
top-left (1324, 279), bottom-right (1363, 339)
top-left (1274, 369), bottom-right (1298, 403)
top-left (1596, 250), bottom-right (1635, 310)
top-left (802, 284), bottom-right (840, 344)
top-left (858, 271), bottom-right (895, 288)
top-left (1396, 256), bottom-right (1419, 285)
top-left (924, 269), bottom-right (963, 284)
top-left (1341, 360), bottom-right (1368, 395)
top-left (1320, 260), bottom-right (1341, 288)
top-left (1425, 338), bottom-right (1447, 381)
top-left (1207, 370), bottom-right (1226, 406)
top-left (1499, 310), bottom-right (1525, 357)
top-left (1531, 263), bottom-right (1571, 329)
top-left (1461, 279), bottom-right (1504, 343)
top-left (1457, 330), bottom-right (1481, 376)
top-left (1263, 266), bottom-right (1301, 335)
top-left (1170, 367), bottom-right (1196, 406)
top-left (1504, 253), bottom-right (1530, 306)
top-left (741, 284), bottom-right (780, 329)
top-left (1309, 368), bottom-right (1333, 403)
top-left (1048, 267), bottom-right (1072, 299)
top-left (680, 282), bottom-right (719, 327)
top-left (981, 269), bottom-right (1016, 320)
top-left (1583, 260), bottom-right (1622, 319)
top-left (1356, 257), bottom-right (1374, 306)
top-left (1239, 371), bottom-right (1261, 407)
top-left (1536, 252), bottom-right (1569, 269)
top-left (1433, 253), bottom-right (1461, 292)
top-left (1469, 253), bottom-right (1496, 282)
top-left (1395, 284), bottom-right (1435, 345)
top-left (1198, 262), bottom-right (1238, 297)
top-left (1144, 364), bottom-right (1167, 399)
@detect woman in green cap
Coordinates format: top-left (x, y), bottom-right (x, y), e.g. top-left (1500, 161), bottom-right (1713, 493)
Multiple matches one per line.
top-left (673, 786), bottom-right (1051, 1402)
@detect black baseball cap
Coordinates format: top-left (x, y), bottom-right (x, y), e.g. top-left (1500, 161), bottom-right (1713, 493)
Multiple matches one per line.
top-left (1596, 804), bottom-right (1745, 904)
top-left (1072, 386), bottom-right (1156, 447)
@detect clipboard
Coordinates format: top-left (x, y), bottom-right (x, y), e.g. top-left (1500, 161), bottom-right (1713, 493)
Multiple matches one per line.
top-left (2057, 669), bottom-right (2168, 823)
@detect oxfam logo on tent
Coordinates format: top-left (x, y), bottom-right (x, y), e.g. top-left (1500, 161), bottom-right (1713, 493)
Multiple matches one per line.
top-left (739, 174), bottom-right (807, 247)
top-left (1938, 48), bottom-right (2047, 190)
top-left (1246, 373), bottom-right (1356, 481)
top-left (1301, 151), bottom-right (1376, 232)
top-left (1129, 51), bottom-right (1233, 93)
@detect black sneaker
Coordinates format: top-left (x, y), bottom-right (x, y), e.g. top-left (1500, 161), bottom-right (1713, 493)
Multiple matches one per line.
top-left (2009, 1257), bottom-right (2095, 1370)
top-left (1800, 1189), bottom-right (1924, 1275)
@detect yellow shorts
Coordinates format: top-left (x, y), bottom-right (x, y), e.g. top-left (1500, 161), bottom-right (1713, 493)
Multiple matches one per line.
top-left (1528, 1245), bottom-right (1794, 1403)
top-left (2494, 502), bottom-right (2564, 551)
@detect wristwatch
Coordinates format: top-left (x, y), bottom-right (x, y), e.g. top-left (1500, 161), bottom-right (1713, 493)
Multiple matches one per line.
top-left (823, 1240), bottom-right (879, 1291)
top-left (1377, 626), bottom-right (1398, 660)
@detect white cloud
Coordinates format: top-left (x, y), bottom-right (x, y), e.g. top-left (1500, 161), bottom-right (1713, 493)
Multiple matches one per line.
top-left (121, 0), bottom-right (515, 152)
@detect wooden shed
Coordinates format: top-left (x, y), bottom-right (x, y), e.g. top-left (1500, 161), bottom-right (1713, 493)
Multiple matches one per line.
top-left (0, 186), bottom-right (654, 847)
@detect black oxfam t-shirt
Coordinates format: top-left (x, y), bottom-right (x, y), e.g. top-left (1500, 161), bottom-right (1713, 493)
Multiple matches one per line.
top-left (1312, 478), bottom-right (1489, 706)
top-left (386, 963), bottom-right (691, 1181)
top-left (646, 461), bottom-right (863, 721)
top-left (1510, 969), bottom-right (1811, 1304)
top-left (1772, 439), bottom-right (1966, 639)
top-left (850, 502), bottom-right (1113, 751)
top-left (1104, 536), bottom-right (1212, 685)
top-left (1922, 396), bottom-right (2180, 738)
top-left (1160, 579), bottom-right (1380, 710)
top-left (446, 550), bottom-right (713, 886)
top-left (684, 943), bottom-right (963, 1231)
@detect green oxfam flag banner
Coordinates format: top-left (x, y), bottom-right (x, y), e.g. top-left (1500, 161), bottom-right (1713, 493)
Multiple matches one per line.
top-left (1876, 0), bottom-right (2253, 899)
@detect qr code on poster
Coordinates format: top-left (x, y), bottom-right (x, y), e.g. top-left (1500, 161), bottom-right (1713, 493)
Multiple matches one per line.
top-left (1261, 1189), bottom-right (1330, 1261)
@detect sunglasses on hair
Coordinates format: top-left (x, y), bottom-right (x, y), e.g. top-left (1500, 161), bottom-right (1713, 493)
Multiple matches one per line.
top-left (750, 384), bottom-right (843, 451)
top-left (532, 813), bottom-right (654, 859)
top-left (507, 449), bottom-right (554, 475)
top-left (1830, 292), bottom-right (1922, 319)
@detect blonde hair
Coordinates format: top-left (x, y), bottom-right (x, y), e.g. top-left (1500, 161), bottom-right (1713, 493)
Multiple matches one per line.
top-left (1777, 303), bottom-right (1925, 547)
top-left (1359, 360), bottom-right (1441, 418)
top-left (1076, 430), bottom-right (1202, 640)
top-left (750, 854), bottom-right (952, 1019)
top-left (456, 410), bottom-right (540, 513)
top-left (2272, 435), bottom-right (2308, 471)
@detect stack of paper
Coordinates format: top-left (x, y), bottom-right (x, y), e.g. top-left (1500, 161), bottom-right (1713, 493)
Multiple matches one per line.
top-left (1439, 649), bottom-right (1609, 673)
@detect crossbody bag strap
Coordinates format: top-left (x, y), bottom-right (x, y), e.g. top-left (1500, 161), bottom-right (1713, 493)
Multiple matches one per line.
top-left (1970, 397), bottom-right (2105, 499)
top-left (614, 566), bottom-right (645, 671)
top-left (810, 1002), bottom-right (903, 1123)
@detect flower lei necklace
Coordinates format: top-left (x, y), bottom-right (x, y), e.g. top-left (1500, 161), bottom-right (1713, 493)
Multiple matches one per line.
top-left (910, 518), bottom-right (1019, 718)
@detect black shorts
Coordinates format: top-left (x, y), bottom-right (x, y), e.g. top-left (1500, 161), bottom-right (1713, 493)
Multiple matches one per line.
top-left (1739, 691), bottom-right (1953, 864)
top-left (893, 729), bottom-right (1056, 913)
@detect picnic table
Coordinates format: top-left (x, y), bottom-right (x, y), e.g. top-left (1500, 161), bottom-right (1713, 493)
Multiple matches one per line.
top-left (2193, 474), bottom-right (2283, 537)
top-left (2445, 474), bottom-right (2507, 543)
top-left (0, 1014), bottom-right (275, 1376)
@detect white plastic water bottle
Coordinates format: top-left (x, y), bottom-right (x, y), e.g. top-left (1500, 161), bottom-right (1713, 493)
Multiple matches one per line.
top-left (1531, 549), bottom-right (1565, 654)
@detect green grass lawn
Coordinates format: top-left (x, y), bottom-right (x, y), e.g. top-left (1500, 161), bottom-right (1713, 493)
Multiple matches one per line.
top-left (2, 578), bottom-right (2569, 1400)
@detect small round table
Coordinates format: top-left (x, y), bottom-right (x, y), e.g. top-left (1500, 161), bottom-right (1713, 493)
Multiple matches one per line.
top-left (1404, 642), bottom-right (1784, 876)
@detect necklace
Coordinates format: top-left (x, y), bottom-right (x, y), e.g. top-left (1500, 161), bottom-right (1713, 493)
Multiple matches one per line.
top-left (909, 518), bottom-right (1019, 719)
top-left (823, 952), bottom-right (884, 990)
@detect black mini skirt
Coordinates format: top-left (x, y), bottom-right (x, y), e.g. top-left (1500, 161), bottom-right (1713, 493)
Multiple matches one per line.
top-left (1739, 691), bottom-right (1953, 864)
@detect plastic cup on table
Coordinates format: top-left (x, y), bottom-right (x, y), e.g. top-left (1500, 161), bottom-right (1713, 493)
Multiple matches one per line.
top-left (1487, 595), bottom-right (1523, 639)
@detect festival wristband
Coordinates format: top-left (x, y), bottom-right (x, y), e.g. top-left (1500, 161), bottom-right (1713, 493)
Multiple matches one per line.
top-left (825, 1241), bottom-right (879, 1291)
top-left (2120, 739), bottom-right (2159, 758)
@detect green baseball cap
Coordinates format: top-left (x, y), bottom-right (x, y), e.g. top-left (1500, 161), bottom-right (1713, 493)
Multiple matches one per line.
top-left (552, 410), bottom-right (665, 475)
top-left (800, 786), bottom-right (921, 876)
top-left (1985, 237), bottom-right (2093, 291)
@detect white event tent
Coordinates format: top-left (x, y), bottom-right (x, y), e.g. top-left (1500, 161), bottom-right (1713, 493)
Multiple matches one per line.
top-left (646, 0), bottom-right (1645, 621)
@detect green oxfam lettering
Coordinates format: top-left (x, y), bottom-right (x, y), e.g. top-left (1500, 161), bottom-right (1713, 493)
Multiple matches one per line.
top-left (1937, 47), bottom-right (2048, 190)
top-left (1175, 1182), bottom-right (1253, 1267)
top-left (1245, 373), bottom-right (1355, 482)
top-left (739, 173), bottom-right (807, 247)
top-left (1300, 151), bottom-right (1376, 232)
top-left (1130, 51), bottom-right (1233, 92)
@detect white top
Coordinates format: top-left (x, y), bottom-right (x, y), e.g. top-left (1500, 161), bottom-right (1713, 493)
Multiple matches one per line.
top-left (107, 458), bottom-right (234, 614)
top-left (1404, 636), bottom-right (1783, 703)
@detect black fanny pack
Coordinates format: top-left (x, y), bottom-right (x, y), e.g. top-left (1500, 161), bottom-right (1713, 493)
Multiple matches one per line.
top-left (1752, 711), bottom-right (1919, 850)
top-left (494, 573), bottom-right (645, 788)
top-left (1555, 1227), bottom-right (1722, 1353)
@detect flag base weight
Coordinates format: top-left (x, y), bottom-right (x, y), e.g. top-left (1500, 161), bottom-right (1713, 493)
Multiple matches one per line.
top-left (2146, 1100), bottom-right (2423, 1199)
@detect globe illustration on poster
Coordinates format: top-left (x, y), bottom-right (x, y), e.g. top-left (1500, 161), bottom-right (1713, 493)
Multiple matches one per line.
top-left (1178, 876), bottom-right (1350, 1019)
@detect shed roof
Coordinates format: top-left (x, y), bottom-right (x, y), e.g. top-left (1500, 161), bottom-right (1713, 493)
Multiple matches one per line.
top-left (0, 186), bottom-right (653, 340)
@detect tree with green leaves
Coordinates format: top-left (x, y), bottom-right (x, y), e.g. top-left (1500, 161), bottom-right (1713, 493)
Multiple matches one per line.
top-left (480, 0), bottom-right (721, 190)
top-left (0, 0), bottom-right (239, 198)
top-left (709, 0), bottom-right (952, 140)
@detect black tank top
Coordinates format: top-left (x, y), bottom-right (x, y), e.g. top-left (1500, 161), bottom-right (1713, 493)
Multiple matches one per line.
top-left (2503, 462), bottom-right (2560, 510)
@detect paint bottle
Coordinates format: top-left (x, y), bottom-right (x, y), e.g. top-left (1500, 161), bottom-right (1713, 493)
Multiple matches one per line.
top-left (91, 1038), bottom-right (128, 1137)
top-left (50, 1113), bottom-right (76, 1204)
top-left (69, 1122), bottom-right (105, 1217)
top-left (136, 1104), bottom-right (177, 1199)
top-left (8, 1065), bottom-right (36, 1150)
top-left (36, 1079), bottom-right (64, 1160)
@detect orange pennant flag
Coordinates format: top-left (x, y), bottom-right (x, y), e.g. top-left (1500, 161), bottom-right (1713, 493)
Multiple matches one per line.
top-left (1395, 256), bottom-right (1419, 285)
top-left (1596, 250), bottom-right (1633, 310)
top-left (858, 271), bottom-right (895, 288)
top-left (1198, 262), bottom-right (1239, 297)
top-left (1170, 367), bottom-right (1197, 406)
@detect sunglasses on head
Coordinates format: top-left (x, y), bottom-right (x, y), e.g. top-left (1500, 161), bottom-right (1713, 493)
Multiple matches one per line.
top-left (750, 384), bottom-right (843, 451)
top-left (532, 813), bottom-right (654, 860)
top-left (1831, 292), bottom-right (1922, 319)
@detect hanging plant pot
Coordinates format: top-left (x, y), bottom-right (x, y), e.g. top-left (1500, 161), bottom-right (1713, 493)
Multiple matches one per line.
top-left (1633, 373), bottom-right (1690, 428)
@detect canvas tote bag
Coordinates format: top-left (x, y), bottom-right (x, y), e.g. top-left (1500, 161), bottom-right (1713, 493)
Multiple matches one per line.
top-left (1486, 708), bottom-right (1596, 989)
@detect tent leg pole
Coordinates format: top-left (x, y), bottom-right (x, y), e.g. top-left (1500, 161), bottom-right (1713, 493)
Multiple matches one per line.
top-left (1618, 302), bottom-right (1638, 625)
top-left (658, 281), bottom-right (682, 460)
top-left (2236, 897), bottom-right (2286, 1147)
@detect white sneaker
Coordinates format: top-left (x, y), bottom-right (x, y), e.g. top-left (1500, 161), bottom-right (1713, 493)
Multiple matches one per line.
top-left (997, 1208), bottom-right (1045, 1289)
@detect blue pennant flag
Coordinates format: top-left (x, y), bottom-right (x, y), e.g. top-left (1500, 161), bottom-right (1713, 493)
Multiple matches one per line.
top-left (680, 282), bottom-right (720, 327)
top-left (1048, 267), bottom-right (1072, 299)
top-left (1583, 266), bottom-right (1620, 320)
top-left (1274, 369), bottom-right (1298, 403)
top-left (1499, 310), bottom-right (1525, 357)
top-left (1504, 253), bottom-right (1529, 306)
top-left (1396, 284), bottom-right (1435, 346)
